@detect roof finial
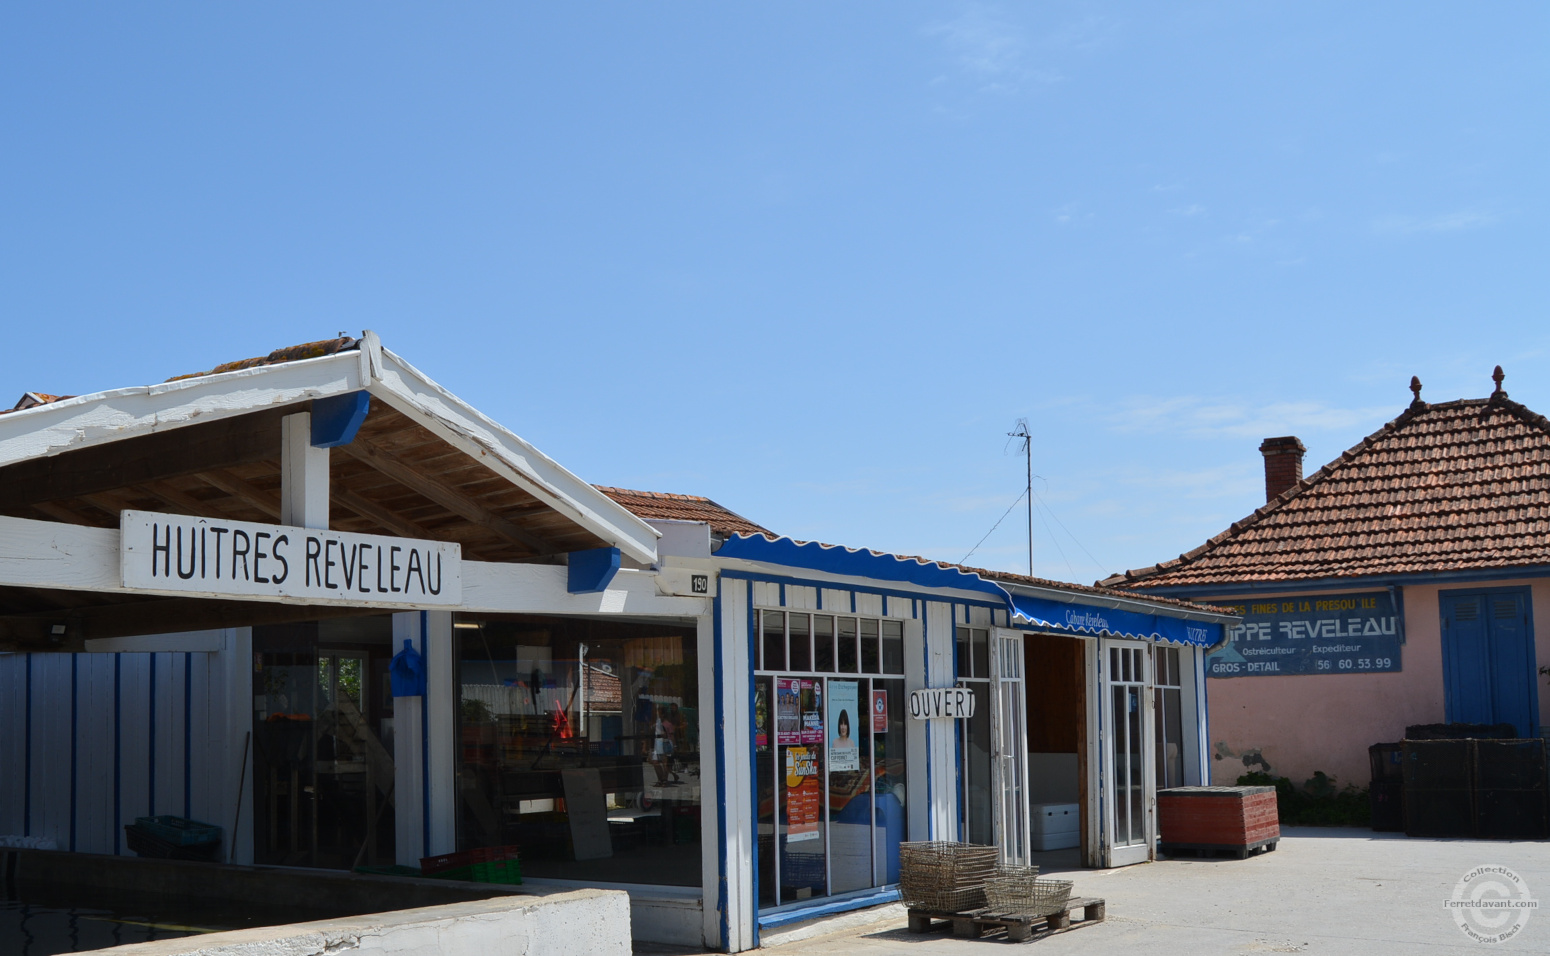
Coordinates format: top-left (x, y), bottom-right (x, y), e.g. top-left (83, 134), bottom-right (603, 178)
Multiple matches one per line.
top-left (1492, 365), bottom-right (1507, 398)
top-left (1409, 375), bottom-right (1423, 408)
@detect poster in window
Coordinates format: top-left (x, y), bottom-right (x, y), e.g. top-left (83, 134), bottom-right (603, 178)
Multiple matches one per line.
top-left (800, 679), bottom-right (824, 744)
top-left (776, 678), bottom-right (801, 745)
top-left (872, 688), bottom-right (888, 733)
top-left (784, 746), bottom-right (820, 842)
top-left (755, 681), bottom-right (770, 749)
top-left (828, 680), bottom-right (860, 772)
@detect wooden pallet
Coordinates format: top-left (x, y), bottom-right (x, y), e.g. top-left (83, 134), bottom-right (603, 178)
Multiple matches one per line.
top-left (1159, 836), bottom-right (1278, 860)
top-left (907, 897), bottom-right (1106, 942)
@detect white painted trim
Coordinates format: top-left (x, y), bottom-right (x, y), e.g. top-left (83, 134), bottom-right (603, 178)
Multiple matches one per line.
top-left (1082, 637), bottom-right (1102, 869)
top-left (0, 336), bottom-right (660, 567)
top-left (84, 631), bottom-right (225, 653)
top-left (1194, 646), bottom-right (1211, 785)
top-left (921, 601), bottom-right (957, 841)
top-left (0, 515), bottom-right (121, 590)
top-left (369, 348), bottom-right (660, 566)
top-left (0, 351), bottom-right (363, 467)
top-left (223, 627), bottom-right (255, 864)
top-left (393, 612), bottom-right (426, 866)
top-left (280, 412), bottom-right (330, 530)
top-left (694, 610), bottom-right (719, 950)
top-left (904, 614), bottom-right (928, 845)
top-left (718, 578), bottom-right (756, 952)
top-left (0, 514), bottom-right (704, 618)
top-left (460, 564), bottom-right (707, 618)
top-left (425, 610), bottom-right (457, 857)
top-left (1178, 646), bottom-right (1204, 786)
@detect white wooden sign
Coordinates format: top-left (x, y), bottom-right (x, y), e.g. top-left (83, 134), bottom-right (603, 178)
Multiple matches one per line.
top-left (908, 686), bottom-right (977, 720)
top-left (121, 509), bottom-right (461, 606)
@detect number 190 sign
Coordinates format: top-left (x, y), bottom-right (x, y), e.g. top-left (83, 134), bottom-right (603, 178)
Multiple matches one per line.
top-left (1205, 591), bottom-right (1402, 678)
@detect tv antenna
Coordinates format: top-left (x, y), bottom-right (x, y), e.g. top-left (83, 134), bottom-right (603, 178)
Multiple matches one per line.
top-left (1008, 419), bottom-right (1033, 577)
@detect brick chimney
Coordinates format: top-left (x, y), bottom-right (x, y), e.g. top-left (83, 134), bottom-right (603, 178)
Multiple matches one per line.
top-left (1259, 436), bottom-right (1306, 502)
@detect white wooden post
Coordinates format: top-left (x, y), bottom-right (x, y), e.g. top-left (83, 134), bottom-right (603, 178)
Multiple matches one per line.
top-left (280, 412), bottom-right (329, 530)
top-left (424, 610), bottom-right (457, 856)
top-left (393, 612), bottom-right (426, 866)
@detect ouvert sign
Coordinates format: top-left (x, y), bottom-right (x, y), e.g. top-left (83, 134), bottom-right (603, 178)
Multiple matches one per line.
top-left (908, 686), bottom-right (977, 720)
top-left (120, 510), bottom-right (462, 606)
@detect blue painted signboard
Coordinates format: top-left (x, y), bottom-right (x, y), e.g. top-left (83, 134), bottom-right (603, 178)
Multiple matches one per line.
top-left (1205, 591), bottom-right (1402, 678)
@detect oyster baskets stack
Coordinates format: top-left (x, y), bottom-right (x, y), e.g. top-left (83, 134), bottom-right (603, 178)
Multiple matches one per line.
top-left (984, 864), bottom-right (1074, 919)
top-left (898, 841), bottom-right (1000, 912)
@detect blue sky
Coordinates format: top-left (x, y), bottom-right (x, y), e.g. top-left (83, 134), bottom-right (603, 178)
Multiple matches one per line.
top-left (3, 3), bottom-right (1546, 584)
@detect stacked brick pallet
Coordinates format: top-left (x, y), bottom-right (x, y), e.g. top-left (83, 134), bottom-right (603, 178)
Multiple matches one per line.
top-left (1157, 786), bottom-right (1280, 859)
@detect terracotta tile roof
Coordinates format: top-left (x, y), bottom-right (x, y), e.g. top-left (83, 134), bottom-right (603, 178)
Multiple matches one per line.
top-left (4, 393), bottom-right (74, 415)
top-left (965, 562), bottom-right (1236, 615)
top-left (3, 338), bottom-right (357, 415)
top-left (1105, 385), bottom-right (1550, 590)
top-left (163, 336), bottom-right (359, 382)
top-left (595, 486), bottom-right (773, 538)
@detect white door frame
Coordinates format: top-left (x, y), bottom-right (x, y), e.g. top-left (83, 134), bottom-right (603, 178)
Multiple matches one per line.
top-left (989, 628), bottom-right (1030, 865)
top-left (1100, 638), bottom-right (1155, 868)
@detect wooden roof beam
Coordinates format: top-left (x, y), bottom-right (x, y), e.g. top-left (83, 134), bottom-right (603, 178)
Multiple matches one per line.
top-left (136, 481), bottom-right (224, 518)
top-left (333, 487), bottom-right (438, 540)
top-left (0, 406), bottom-right (289, 511)
top-left (338, 437), bottom-right (560, 555)
top-left (198, 469), bottom-right (283, 520)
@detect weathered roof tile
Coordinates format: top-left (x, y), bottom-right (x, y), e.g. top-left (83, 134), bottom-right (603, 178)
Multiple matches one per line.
top-left (1107, 391), bottom-right (1550, 588)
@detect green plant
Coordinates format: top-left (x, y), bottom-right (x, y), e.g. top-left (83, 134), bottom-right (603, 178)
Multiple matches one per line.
top-left (462, 698), bottom-right (494, 723)
top-left (1237, 770), bottom-right (1371, 827)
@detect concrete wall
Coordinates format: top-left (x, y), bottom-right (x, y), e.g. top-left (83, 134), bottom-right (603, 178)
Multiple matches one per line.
top-left (74, 889), bottom-right (631, 956)
top-left (1206, 578), bottom-right (1550, 788)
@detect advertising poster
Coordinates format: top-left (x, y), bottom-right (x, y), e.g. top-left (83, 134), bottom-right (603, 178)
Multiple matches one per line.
top-left (776, 678), bottom-right (801, 745)
top-left (872, 688), bottom-right (888, 732)
top-left (800, 679), bottom-right (824, 744)
top-left (1205, 591), bottom-right (1403, 677)
top-left (828, 680), bottom-right (860, 772)
top-left (754, 682), bottom-right (769, 749)
top-left (784, 746), bottom-right (820, 842)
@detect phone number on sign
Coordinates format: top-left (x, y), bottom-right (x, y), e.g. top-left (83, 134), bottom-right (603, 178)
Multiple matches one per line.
top-left (1211, 656), bottom-right (1393, 675)
top-left (1315, 657), bottom-right (1393, 671)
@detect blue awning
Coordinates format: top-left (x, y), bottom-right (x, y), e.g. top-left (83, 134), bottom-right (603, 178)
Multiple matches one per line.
top-left (1008, 593), bottom-right (1222, 646)
top-left (716, 534), bottom-right (1225, 647)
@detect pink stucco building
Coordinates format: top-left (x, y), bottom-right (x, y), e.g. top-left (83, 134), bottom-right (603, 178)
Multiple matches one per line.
top-left (1104, 370), bottom-right (1550, 789)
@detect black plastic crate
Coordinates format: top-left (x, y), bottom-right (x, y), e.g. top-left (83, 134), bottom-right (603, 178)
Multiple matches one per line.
top-left (1476, 788), bottom-right (1550, 840)
top-left (1402, 740), bottom-right (1471, 791)
top-left (1403, 787), bottom-right (1474, 838)
top-left (1475, 739), bottom-right (1548, 791)
top-left (1369, 743), bottom-right (1404, 784)
top-left (1369, 780), bottom-right (1404, 832)
top-left (1405, 722), bottom-right (1517, 741)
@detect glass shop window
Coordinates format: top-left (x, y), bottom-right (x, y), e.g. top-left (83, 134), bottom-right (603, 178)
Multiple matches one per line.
top-left (955, 626), bottom-right (992, 847)
top-left (252, 615), bottom-right (397, 870)
top-left (454, 615), bottom-right (701, 886)
top-left (1154, 646), bottom-right (1186, 790)
top-left (754, 606), bottom-right (907, 910)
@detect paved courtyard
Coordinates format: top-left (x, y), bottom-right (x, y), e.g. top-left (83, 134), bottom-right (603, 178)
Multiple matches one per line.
top-left (695, 827), bottom-right (1550, 955)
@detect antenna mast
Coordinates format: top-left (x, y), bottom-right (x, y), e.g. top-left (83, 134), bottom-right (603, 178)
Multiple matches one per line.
top-left (1008, 419), bottom-right (1033, 577)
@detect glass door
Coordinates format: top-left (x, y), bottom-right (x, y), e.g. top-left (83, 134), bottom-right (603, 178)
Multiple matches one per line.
top-left (990, 630), bottom-right (1030, 865)
top-left (1103, 640), bottom-right (1154, 867)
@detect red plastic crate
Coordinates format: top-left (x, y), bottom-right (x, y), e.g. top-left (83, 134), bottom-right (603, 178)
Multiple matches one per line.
top-left (1158, 786), bottom-right (1279, 847)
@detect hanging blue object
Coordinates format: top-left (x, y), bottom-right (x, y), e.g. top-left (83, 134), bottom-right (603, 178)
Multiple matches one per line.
top-left (389, 639), bottom-right (426, 697)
